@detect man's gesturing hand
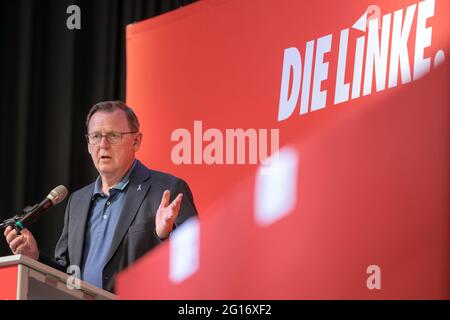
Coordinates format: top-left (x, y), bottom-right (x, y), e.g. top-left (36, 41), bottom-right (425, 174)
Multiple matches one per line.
top-left (155, 190), bottom-right (183, 240)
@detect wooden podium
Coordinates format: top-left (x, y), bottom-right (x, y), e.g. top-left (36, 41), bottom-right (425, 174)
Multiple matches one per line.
top-left (0, 255), bottom-right (116, 300)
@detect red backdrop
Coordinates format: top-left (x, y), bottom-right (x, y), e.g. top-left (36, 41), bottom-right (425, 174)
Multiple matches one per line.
top-left (117, 0), bottom-right (450, 299)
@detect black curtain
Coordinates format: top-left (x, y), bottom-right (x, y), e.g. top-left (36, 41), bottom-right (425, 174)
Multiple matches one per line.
top-left (0, 0), bottom-right (197, 257)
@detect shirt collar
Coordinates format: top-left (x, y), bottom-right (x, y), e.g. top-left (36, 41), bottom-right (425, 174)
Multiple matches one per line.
top-left (92, 159), bottom-right (137, 198)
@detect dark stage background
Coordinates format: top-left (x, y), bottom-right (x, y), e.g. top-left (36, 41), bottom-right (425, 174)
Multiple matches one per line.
top-left (0, 0), bottom-right (196, 257)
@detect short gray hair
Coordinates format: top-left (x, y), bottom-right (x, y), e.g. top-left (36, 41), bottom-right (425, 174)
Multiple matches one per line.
top-left (86, 101), bottom-right (140, 132)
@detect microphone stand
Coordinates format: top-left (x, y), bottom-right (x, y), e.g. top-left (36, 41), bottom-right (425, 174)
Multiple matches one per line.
top-left (0, 205), bottom-right (37, 234)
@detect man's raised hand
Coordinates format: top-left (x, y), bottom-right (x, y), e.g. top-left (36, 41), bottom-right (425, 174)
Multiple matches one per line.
top-left (155, 190), bottom-right (183, 239)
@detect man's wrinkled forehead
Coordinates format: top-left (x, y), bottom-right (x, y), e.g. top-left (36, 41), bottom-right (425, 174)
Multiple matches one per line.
top-left (88, 109), bottom-right (131, 132)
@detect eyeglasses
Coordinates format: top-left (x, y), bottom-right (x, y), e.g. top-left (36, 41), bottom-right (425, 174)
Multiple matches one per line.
top-left (85, 131), bottom-right (138, 145)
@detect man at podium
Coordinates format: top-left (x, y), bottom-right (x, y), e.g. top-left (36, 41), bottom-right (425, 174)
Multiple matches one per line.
top-left (3, 101), bottom-right (198, 292)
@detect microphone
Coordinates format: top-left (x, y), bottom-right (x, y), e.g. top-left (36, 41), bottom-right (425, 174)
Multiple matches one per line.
top-left (0, 185), bottom-right (69, 234)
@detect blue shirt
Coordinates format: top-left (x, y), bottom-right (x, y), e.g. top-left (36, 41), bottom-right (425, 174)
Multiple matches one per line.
top-left (81, 160), bottom-right (137, 288)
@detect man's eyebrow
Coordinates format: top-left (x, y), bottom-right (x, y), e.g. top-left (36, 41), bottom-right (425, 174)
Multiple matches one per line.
top-left (89, 131), bottom-right (118, 134)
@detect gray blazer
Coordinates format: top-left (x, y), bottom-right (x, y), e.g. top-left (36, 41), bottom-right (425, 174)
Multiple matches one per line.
top-left (39, 160), bottom-right (198, 292)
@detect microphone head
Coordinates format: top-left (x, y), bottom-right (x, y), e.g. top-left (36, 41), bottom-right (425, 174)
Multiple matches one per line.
top-left (47, 185), bottom-right (69, 205)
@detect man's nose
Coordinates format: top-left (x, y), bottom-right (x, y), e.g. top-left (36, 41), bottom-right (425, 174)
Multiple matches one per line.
top-left (99, 135), bottom-right (111, 148)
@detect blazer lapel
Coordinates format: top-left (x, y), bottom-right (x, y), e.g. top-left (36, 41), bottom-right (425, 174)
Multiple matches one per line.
top-left (70, 184), bottom-right (94, 268)
top-left (104, 161), bottom-right (152, 265)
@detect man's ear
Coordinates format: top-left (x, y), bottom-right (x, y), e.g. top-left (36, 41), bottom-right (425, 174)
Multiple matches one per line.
top-left (133, 133), bottom-right (142, 151)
